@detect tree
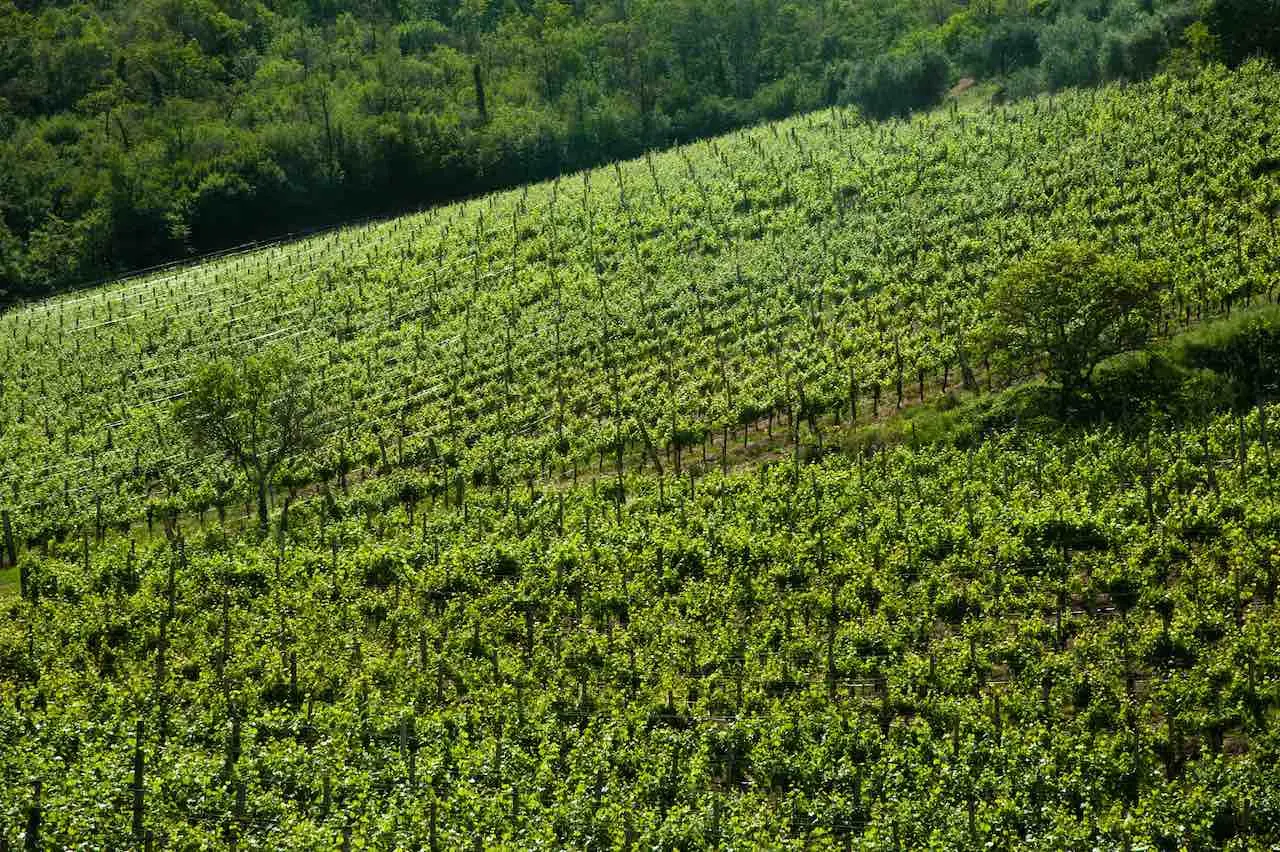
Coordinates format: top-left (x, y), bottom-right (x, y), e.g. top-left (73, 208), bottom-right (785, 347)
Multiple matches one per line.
top-left (1206, 0), bottom-right (1280, 65)
top-left (844, 46), bottom-right (950, 119)
top-left (1040, 15), bottom-right (1101, 90)
top-left (1162, 22), bottom-right (1221, 78)
top-left (175, 349), bottom-right (319, 531)
top-left (964, 20), bottom-right (1041, 79)
top-left (981, 241), bottom-right (1164, 414)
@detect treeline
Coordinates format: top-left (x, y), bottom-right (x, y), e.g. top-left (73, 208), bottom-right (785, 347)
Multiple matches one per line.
top-left (0, 0), bottom-right (1275, 301)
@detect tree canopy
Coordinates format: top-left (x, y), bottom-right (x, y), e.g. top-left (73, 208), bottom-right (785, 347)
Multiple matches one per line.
top-left (175, 349), bottom-right (319, 531)
top-left (982, 241), bottom-right (1165, 413)
top-left (0, 0), bottom-right (1269, 302)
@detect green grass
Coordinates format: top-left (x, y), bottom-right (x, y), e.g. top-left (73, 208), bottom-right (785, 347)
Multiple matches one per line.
top-left (838, 303), bottom-right (1280, 452)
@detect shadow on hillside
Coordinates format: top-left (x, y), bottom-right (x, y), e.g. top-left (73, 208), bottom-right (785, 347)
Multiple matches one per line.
top-left (845, 305), bottom-right (1280, 451)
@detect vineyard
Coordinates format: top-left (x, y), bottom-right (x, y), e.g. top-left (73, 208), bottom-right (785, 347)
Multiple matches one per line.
top-left (2, 60), bottom-right (1280, 848)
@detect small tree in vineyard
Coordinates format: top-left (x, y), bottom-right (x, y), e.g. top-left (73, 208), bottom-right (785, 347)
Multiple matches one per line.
top-left (981, 240), bottom-right (1164, 415)
top-left (176, 348), bottom-right (319, 532)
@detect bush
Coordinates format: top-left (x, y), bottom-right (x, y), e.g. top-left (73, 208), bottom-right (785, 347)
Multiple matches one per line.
top-left (844, 48), bottom-right (950, 120)
top-left (1206, 0), bottom-right (1280, 64)
top-left (1041, 15), bottom-right (1103, 89)
top-left (1170, 305), bottom-right (1280, 404)
top-left (1091, 351), bottom-right (1230, 423)
top-left (1003, 66), bottom-right (1047, 100)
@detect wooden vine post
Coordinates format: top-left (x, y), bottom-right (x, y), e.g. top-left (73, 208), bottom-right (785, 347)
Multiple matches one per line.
top-left (1, 509), bottom-right (16, 573)
top-left (24, 780), bottom-right (40, 852)
top-left (132, 720), bottom-right (145, 841)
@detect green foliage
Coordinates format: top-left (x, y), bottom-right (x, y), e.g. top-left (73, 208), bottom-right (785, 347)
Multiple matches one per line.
top-left (1171, 305), bottom-right (1280, 404)
top-left (874, 307), bottom-right (1280, 439)
top-left (982, 241), bottom-right (1165, 411)
top-left (176, 349), bottom-right (319, 530)
top-left (844, 48), bottom-right (952, 119)
top-left (1206, 0), bottom-right (1280, 65)
top-left (5, 402), bottom-right (1280, 846)
top-left (960, 19), bottom-right (1042, 79)
top-left (1102, 14), bottom-right (1171, 80)
top-left (1, 64), bottom-right (1280, 847)
top-left (1163, 21), bottom-right (1223, 77)
top-left (4, 62), bottom-right (1280, 548)
top-left (0, 0), bottom-right (1251, 300)
top-left (1041, 14), bottom-right (1105, 89)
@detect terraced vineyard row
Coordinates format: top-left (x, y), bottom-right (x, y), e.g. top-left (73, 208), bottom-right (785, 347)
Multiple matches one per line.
top-left (3, 63), bottom-right (1279, 546)
top-left (3, 401), bottom-right (1279, 847)
top-left (4, 61), bottom-right (1280, 848)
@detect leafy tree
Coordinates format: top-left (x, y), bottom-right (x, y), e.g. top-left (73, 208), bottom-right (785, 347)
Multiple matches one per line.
top-left (175, 349), bottom-right (320, 531)
top-left (1123, 15), bottom-right (1172, 78)
top-left (1206, 0), bottom-right (1280, 64)
top-left (1041, 14), bottom-right (1102, 89)
top-left (844, 46), bottom-right (950, 119)
top-left (1162, 21), bottom-right (1221, 77)
top-left (981, 241), bottom-right (1164, 414)
top-left (963, 19), bottom-right (1041, 78)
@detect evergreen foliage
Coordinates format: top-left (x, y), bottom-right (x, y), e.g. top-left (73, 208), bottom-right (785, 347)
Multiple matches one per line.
top-left (0, 0), bottom-right (1261, 300)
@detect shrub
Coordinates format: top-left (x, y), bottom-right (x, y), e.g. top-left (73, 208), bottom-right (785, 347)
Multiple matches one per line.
top-left (844, 48), bottom-right (950, 120)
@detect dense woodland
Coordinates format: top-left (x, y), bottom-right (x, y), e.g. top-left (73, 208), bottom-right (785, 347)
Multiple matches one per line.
top-left (2, 0), bottom-right (1277, 300)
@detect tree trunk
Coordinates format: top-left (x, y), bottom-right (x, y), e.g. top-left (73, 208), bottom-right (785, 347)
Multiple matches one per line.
top-left (473, 64), bottom-right (488, 124)
top-left (2, 509), bottom-right (17, 569)
top-left (256, 477), bottom-right (270, 532)
top-left (1058, 371), bottom-right (1075, 420)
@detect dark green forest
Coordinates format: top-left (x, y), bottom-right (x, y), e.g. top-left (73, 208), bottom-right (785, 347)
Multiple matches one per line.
top-left (0, 0), bottom-right (1274, 300)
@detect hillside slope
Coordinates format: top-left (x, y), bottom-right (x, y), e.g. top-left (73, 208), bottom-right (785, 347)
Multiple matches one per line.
top-left (2, 61), bottom-right (1278, 545)
top-left (2, 64), bottom-right (1280, 848)
top-left (2, 0), bottom-right (1227, 298)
